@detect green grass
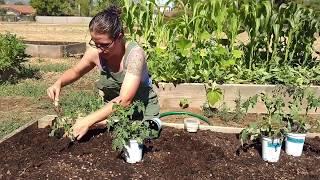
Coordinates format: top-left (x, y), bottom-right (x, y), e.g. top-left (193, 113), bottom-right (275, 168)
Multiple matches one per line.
top-left (0, 81), bottom-right (47, 98)
top-left (31, 63), bottom-right (70, 73)
top-left (59, 90), bottom-right (104, 118)
top-left (0, 120), bottom-right (23, 139)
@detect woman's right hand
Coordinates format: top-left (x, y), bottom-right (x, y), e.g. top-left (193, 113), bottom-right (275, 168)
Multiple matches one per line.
top-left (47, 83), bottom-right (61, 106)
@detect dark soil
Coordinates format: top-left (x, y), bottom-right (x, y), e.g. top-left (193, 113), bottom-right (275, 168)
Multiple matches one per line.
top-left (1, 124), bottom-right (320, 179)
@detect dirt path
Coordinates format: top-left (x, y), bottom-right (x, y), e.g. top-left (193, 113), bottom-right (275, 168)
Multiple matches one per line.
top-left (0, 22), bottom-right (90, 42)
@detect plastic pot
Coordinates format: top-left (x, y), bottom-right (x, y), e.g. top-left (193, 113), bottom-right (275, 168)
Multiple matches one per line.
top-left (123, 139), bottom-right (143, 163)
top-left (285, 133), bottom-right (306, 157)
top-left (184, 118), bottom-right (199, 133)
top-left (261, 137), bottom-right (282, 162)
top-left (144, 118), bottom-right (162, 131)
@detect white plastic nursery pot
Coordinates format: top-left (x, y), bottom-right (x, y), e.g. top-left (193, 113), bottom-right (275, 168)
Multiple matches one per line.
top-left (145, 118), bottom-right (162, 131)
top-left (124, 139), bottom-right (143, 163)
top-left (285, 133), bottom-right (306, 157)
top-left (184, 118), bottom-right (199, 133)
top-left (261, 137), bottom-right (282, 162)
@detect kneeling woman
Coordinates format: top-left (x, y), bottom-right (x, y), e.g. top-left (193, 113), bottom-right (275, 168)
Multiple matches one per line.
top-left (47, 5), bottom-right (160, 140)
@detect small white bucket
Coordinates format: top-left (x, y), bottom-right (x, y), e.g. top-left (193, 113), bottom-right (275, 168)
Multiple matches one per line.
top-left (285, 133), bottom-right (306, 157)
top-left (124, 140), bottom-right (143, 163)
top-left (261, 137), bottom-right (282, 162)
top-left (184, 118), bottom-right (199, 133)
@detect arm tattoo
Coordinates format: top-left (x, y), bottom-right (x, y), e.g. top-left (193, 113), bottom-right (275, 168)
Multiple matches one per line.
top-left (126, 47), bottom-right (146, 76)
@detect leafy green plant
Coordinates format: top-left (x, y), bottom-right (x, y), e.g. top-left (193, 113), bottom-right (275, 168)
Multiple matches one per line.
top-left (240, 113), bottom-right (286, 145)
top-left (30, 0), bottom-right (74, 16)
top-left (49, 91), bottom-right (104, 139)
top-left (240, 92), bottom-right (286, 145)
top-left (233, 92), bottom-right (258, 122)
top-left (205, 81), bottom-right (223, 108)
top-left (49, 116), bottom-right (77, 140)
top-left (217, 102), bottom-right (233, 122)
top-left (123, 0), bottom-right (320, 86)
top-left (285, 86), bottom-right (320, 133)
top-left (201, 102), bottom-right (215, 118)
top-left (0, 33), bottom-right (30, 83)
top-left (108, 101), bottom-right (158, 151)
top-left (179, 98), bottom-right (190, 109)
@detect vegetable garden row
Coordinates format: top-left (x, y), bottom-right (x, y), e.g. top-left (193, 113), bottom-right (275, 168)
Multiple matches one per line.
top-left (123, 0), bottom-right (320, 85)
top-left (1, 0), bottom-right (320, 178)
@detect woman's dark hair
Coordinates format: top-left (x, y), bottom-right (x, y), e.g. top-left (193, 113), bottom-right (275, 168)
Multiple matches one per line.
top-left (89, 5), bottom-right (123, 39)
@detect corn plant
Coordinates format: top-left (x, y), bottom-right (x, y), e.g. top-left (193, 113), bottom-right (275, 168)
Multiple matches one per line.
top-left (122, 0), bottom-right (319, 85)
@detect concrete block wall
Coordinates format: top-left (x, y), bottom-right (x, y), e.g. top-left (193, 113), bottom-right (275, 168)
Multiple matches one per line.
top-left (25, 42), bottom-right (86, 58)
top-left (35, 16), bottom-right (92, 24)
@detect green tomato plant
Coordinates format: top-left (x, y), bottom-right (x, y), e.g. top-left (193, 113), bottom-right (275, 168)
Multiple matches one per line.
top-left (285, 86), bottom-right (320, 133)
top-left (240, 92), bottom-right (287, 145)
top-left (108, 101), bottom-right (158, 151)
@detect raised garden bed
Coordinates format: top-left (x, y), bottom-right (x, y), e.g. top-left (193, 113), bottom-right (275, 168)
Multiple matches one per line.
top-left (24, 40), bottom-right (86, 58)
top-left (154, 83), bottom-right (320, 114)
top-left (1, 119), bottom-right (320, 179)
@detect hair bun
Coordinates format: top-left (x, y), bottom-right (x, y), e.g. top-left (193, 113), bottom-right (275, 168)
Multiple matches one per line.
top-left (105, 5), bottom-right (122, 17)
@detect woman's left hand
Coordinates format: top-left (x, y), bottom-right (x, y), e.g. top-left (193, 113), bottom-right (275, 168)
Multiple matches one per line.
top-left (72, 118), bottom-right (90, 140)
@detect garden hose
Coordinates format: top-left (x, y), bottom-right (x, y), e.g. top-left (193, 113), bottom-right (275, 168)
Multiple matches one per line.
top-left (159, 111), bottom-right (211, 125)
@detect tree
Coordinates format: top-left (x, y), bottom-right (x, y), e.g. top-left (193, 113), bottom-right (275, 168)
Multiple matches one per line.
top-left (76, 0), bottom-right (91, 16)
top-left (0, 0), bottom-right (5, 5)
top-left (92, 0), bottom-right (124, 15)
top-left (30, 0), bottom-right (74, 16)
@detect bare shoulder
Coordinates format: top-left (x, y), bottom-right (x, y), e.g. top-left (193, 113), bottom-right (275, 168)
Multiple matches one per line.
top-left (130, 45), bottom-right (145, 56)
top-left (81, 47), bottom-right (100, 66)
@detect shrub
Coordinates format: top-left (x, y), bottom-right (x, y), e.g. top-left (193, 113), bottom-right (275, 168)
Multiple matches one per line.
top-left (0, 33), bottom-right (29, 82)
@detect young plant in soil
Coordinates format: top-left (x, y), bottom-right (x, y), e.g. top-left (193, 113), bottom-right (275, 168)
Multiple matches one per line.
top-left (205, 81), bottom-right (223, 109)
top-left (107, 101), bottom-right (158, 151)
top-left (49, 116), bottom-right (77, 140)
top-left (179, 98), bottom-right (190, 109)
top-left (217, 102), bottom-right (233, 122)
top-left (206, 92), bottom-right (257, 123)
top-left (233, 92), bottom-right (258, 122)
top-left (240, 92), bottom-right (287, 144)
top-left (240, 93), bottom-right (287, 162)
top-left (202, 81), bottom-right (223, 118)
top-left (49, 103), bottom-right (86, 141)
top-left (285, 87), bottom-right (312, 134)
top-left (284, 87), bottom-right (320, 156)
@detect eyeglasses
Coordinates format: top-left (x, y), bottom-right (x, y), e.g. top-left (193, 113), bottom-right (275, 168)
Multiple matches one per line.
top-left (89, 39), bottom-right (115, 50)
